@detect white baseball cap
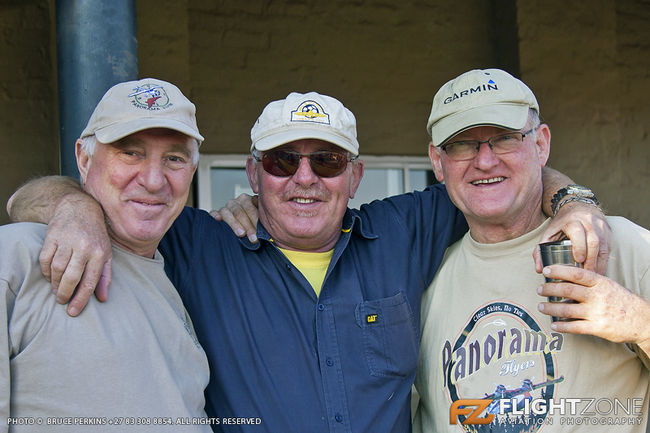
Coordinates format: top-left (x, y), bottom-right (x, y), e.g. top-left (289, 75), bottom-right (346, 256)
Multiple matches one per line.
top-left (81, 78), bottom-right (204, 144)
top-left (427, 69), bottom-right (539, 146)
top-left (250, 91), bottom-right (359, 155)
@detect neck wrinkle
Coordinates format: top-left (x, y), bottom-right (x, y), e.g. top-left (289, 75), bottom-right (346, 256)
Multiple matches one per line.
top-left (467, 210), bottom-right (547, 244)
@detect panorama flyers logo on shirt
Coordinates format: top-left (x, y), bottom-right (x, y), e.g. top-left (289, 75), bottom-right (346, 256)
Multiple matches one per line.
top-left (444, 301), bottom-right (564, 432)
top-left (128, 83), bottom-right (172, 110)
top-left (290, 100), bottom-right (331, 125)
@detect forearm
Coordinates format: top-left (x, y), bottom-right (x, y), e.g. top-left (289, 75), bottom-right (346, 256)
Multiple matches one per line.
top-left (631, 296), bottom-right (650, 369)
top-left (540, 166), bottom-right (573, 217)
top-left (7, 176), bottom-right (87, 223)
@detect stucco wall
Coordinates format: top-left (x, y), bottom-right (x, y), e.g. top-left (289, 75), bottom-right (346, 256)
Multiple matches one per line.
top-left (518, 0), bottom-right (650, 226)
top-left (0, 0), bottom-right (58, 225)
top-left (1, 0), bottom-right (648, 227)
top-left (180, 0), bottom-right (501, 157)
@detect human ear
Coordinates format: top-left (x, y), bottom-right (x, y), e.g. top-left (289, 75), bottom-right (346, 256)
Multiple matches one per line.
top-left (428, 142), bottom-right (444, 183)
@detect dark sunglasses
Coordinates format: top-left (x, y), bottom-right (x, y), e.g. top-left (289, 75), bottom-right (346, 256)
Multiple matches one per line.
top-left (254, 149), bottom-right (357, 178)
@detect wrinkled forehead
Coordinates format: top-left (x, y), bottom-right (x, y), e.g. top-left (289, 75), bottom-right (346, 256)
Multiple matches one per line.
top-left (118, 127), bottom-right (193, 143)
top-left (109, 128), bottom-right (196, 153)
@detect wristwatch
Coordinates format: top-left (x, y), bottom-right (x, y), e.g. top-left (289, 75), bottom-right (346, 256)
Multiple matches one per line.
top-left (551, 184), bottom-right (599, 215)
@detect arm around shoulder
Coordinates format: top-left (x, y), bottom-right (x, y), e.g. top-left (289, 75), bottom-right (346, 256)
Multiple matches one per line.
top-left (7, 175), bottom-right (86, 223)
top-left (6, 175), bottom-right (112, 317)
top-left (538, 167), bottom-right (610, 273)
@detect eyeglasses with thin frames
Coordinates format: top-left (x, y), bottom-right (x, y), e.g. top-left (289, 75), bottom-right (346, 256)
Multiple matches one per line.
top-left (440, 126), bottom-right (540, 161)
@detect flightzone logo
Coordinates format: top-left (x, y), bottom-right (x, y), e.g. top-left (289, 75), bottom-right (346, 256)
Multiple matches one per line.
top-left (450, 399), bottom-right (494, 425)
top-left (450, 397), bottom-right (644, 428)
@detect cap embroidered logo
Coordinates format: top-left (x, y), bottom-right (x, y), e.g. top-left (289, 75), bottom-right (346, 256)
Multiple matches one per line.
top-left (128, 84), bottom-right (172, 111)
top-left (442, 77), bottom-right (500, 105)
top-left (291, 100), bottom-right (331, 125)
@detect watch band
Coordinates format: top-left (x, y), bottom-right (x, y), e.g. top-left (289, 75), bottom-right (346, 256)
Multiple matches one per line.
top-left (555, 196), bottom-right (601, 215)
top-left (551, 184), bottom-right (599, 215)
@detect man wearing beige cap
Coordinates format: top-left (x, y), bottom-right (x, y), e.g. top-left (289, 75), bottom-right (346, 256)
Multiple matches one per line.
top-left (414, 69), bottom-right (650, 432)
top-left (0, 78), bottom-right (212, 431)
top-left (9, 89), bottom-right (608, 433)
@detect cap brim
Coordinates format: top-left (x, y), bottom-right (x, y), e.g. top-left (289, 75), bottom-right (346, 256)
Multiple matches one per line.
top-left (430, 103), bottom-right (530, 146)
top-left (252, 127), bottom-right (358, 155)
top-left (91, 118), bottom-right (204, 145)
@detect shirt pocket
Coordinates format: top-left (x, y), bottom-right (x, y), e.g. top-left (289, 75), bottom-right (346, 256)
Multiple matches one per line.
top-left (355, 291), bottom-right (418, 378)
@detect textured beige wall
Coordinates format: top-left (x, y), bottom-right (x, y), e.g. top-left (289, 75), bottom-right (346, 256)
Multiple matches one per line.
top-left (183, 0), bottom-right (500, 157)
top-left (137, 0), bottom-right (191, 92)
top-left (518, 0), bottom-right (650, 227)
top-left (0, 0), bottom-right (58, 225)
top-left (1, 1), bottom-right (648, 228)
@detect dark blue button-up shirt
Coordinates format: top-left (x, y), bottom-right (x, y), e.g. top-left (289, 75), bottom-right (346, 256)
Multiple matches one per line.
top-left (159, 184), bottom-right (467, 433)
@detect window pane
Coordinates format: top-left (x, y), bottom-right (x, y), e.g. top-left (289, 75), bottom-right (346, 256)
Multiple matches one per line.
top-left (210, 168), bottom-right (252, 210)
top-left (201, 157), bottom-right (432, 211)
top-left (349, 168), bottom-right (404, 209)
top-left (408, 169), bottom-right (437, 192)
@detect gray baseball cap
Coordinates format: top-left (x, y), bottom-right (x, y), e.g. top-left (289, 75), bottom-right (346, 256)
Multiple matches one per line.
top-left (427, 69), bottom-right (539, 146)
top-left (81, 78), bottom-right (204, 144)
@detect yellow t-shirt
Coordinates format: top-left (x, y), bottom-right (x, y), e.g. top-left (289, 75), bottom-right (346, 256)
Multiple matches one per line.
top-left (278, 248), bottom-right (334, 297)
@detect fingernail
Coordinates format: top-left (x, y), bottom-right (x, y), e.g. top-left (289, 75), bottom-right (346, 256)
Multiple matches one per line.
top-left (537, 285), bottom-right (543, 295)
top-left (538, 303), bottom-right (544, 312)
top-left (550, 323), bottom-right (558, 331)
top-left (68, 306), bottom-right (79, 316)
top-left (543, 267), bottom-right (551, 275)
top-left (236, 228), bottom-right (245, 236)
top-left (249, 234), bottom-right (258, 243)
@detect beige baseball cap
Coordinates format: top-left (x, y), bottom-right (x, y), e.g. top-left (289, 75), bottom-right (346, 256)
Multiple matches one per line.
top-left (426, 69), bottom-right (539, 146)
top-left (81, 78), bottom-right (204, 144)
top-left (250, 91), bottom-right (359, 156)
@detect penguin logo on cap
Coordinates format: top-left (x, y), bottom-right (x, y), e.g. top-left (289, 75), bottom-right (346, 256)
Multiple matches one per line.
top-left (291, 100), bottom-right (330, 125)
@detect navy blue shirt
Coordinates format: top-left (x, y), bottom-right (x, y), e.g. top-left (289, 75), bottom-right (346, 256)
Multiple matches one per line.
top-left (159, 184), bottom-right (467, 433)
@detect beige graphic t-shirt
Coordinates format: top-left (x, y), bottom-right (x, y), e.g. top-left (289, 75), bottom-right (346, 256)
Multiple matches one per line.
top-left (414, 217), bottom-right (650, 433)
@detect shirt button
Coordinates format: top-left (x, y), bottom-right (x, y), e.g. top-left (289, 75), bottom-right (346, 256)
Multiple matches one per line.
top-left (326, 358), bottom-right (334, 367)
top-left (335, 414), bottom-right (343, 423)
top-left (318, 304), bottom-right (325, 311)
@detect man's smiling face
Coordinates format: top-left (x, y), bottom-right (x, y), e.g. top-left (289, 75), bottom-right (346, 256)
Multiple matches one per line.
top-left (78, 128), bottom-right (197, 257)
top-left (430, 122), bottom-right (550, 238)
top-left (247, 139), bottom-right (363, 252)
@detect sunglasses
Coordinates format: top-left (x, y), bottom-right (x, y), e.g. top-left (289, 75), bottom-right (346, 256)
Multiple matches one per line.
top-left (254, 149), bottom-right (357, 178)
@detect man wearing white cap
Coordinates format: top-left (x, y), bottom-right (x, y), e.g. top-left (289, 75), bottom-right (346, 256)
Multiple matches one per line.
top-left (414, 69), bottom-right (650, 432)
top-left (9, 89), bottom-right (608, 433)
top-left (0, 78), bottom-right (212, 431)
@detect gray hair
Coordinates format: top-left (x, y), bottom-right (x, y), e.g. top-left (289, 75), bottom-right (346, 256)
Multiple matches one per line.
top-left (529, 108), bottom-right (541, 126)
top-left (526, 109), bottom-right (542, 140)
top-left (80, 134), bottom-right (199, 166)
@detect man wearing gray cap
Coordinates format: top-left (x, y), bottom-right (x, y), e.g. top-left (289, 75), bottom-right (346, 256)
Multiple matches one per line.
top-left (414, 69), bottom-right (650, 432)
top-left (8, 89), bottom-right (607, 433)
top-left (0, 78), bottom-right (212, 431)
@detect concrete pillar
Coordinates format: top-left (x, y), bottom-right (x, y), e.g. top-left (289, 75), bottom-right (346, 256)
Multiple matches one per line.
top-left (56, 0), bottom-right (138, 178)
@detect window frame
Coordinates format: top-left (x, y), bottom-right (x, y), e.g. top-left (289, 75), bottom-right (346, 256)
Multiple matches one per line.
top-left (197, 153), bottom-right (433, 211)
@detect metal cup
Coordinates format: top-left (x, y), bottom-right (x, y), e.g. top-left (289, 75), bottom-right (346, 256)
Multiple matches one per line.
top-left (539, 239), bottom-right (581, 322)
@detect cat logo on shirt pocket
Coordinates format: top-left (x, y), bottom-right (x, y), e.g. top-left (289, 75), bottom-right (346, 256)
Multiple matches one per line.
top-left (355, 291), bottom-right (418, 378)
